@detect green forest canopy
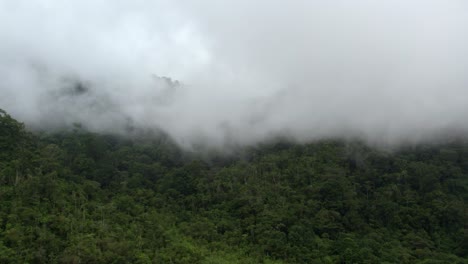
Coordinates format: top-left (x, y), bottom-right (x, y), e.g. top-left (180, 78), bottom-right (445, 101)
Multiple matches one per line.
top-left (0, 109), bottom-right (467, 263)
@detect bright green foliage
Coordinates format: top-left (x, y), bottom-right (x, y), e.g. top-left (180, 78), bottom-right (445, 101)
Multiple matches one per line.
top-left (0, 109), bottom-right (467, 263)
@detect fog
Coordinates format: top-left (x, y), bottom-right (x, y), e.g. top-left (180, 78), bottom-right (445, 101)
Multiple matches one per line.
top-left (1, 0), bottom-right (468, 149)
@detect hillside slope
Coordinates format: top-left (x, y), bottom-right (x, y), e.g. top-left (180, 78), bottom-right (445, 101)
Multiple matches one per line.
top-left (0, 110), bottom-right (467, 263)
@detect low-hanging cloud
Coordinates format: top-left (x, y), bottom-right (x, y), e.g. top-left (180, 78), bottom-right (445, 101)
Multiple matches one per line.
top-left (1, 0), bottom-right (468, 149)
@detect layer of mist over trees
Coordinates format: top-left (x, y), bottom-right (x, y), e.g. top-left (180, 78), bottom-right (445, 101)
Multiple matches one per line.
top-left (1, 109), bottom-right (467, 263)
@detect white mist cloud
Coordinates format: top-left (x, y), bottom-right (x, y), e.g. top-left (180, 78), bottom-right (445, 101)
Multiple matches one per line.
top-left (1, 0), bottom-right (468, 148)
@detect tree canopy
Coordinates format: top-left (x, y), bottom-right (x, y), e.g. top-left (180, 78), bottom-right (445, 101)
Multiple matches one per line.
top-left (0, 109), bottom-right (467, 263)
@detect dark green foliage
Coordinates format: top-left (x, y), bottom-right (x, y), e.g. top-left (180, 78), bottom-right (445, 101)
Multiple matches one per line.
top-left (0, 109), bottom-right (467, 263)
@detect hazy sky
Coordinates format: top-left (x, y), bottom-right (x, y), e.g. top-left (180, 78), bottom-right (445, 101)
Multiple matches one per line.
top-left (1, 0), bottom-right (468, 148)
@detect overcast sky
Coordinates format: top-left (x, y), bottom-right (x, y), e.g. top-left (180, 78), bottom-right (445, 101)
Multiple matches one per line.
top-left (1, 0), bottom-right (468, 148)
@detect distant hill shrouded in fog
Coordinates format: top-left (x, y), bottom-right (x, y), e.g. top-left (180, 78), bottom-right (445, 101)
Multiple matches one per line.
top-left (1, 1), bottom-right (468, 149)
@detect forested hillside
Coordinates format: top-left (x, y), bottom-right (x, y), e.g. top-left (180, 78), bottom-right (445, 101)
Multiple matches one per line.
top-left (0, 109), bottom-right (467, 263)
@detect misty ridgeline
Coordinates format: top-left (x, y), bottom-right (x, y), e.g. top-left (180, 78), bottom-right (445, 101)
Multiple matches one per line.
top-left (2, 1), bottom-right (468, 149)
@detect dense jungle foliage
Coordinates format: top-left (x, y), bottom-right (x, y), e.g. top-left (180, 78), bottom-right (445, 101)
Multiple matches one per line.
top-left (0, 109), bottom-right (467, 263)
